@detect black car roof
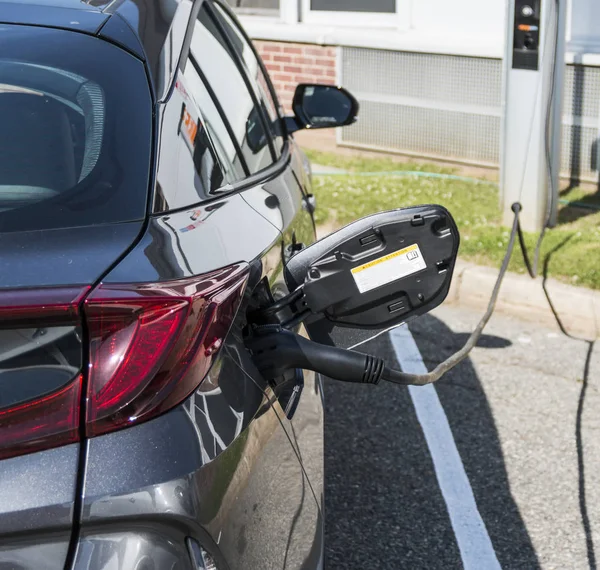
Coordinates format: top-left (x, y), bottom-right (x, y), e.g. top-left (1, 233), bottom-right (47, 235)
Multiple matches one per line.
top-left (0, 0), bottom-right (110, 33)
top-left (0, 0), bottom-right (190, 102)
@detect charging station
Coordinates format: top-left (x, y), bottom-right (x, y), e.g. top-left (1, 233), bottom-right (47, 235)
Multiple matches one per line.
top-left (501, 0), bottom-right (566, 233)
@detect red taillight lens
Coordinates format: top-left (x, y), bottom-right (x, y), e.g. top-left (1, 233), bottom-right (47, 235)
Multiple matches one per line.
top-left (0, 287), bottom-right (89, 460)
top-left (0, 264), bottom-right (247, 459)
top-left (0, 286), bottom-right (88, 327)
top-left (84, 263), bottom-right (249, 437)
top-left (0, 376), bottom-right (82, 460)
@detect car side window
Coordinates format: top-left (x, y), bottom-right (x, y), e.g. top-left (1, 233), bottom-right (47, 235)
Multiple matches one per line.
top-left (191, 4), bottom-right (275, 175)
top-left (209, 1), bottom-right (285, 154)
top-left (183, 60), bottom-right (246, 182)
top-left (153, 69), bottom-right (234, 212)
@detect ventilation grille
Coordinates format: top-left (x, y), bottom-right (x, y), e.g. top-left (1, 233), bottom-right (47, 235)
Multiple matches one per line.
top-left (346, 101), bottom-right (501, 165)
top-left (340, 46), bottom-right (600, 182)
top-left (342, 48), bottom-right (502, 107)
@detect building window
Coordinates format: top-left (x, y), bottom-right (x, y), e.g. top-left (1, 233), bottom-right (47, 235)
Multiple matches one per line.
top-left (301, 0), bottom-right (403, 27)
top-left (309, 0), bottom-right (395, 13)
top-left (224, 0), bottom-right (280, 17)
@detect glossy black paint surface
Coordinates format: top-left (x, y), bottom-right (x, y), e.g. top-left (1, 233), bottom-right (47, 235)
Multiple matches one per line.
top-left (97, 12), bottom-right (145, 60)
top-left (0, 1), bottom-right (108, 33)
top-left (0, 0), bottom-right (191, 104)
top-left (0, 444), bottom-right (78, 568)
top-left (106, 194), bottom-right (281, 283)
top-left (0, 222), bottom-right (143, 289)
top-left (109, 0), bottom-right (194, 102)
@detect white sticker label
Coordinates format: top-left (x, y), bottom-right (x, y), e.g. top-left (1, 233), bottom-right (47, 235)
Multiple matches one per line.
top-left (351, 243), bottom-right (426, 294)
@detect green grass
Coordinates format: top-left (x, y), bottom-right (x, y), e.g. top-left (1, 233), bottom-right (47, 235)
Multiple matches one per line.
top-left (305, 149), bottom-right (600, 290)
top-left (305, 149), bottom-right (457, 174)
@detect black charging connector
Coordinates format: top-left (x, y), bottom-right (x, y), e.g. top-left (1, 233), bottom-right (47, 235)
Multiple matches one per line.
top-left (248, 325), bottom-right (384, 385)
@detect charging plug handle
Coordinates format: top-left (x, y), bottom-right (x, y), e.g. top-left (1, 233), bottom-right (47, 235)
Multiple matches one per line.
top-left (247, 326), bottom-right (385, 385)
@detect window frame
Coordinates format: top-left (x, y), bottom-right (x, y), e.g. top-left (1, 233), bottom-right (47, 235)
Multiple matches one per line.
top-left (300, 0), bottom-right (409, 30)
top-left (232, 6), bottom-right (280, 18)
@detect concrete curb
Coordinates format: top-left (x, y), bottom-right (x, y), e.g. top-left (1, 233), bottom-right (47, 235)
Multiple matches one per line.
top-left (447, 261), bottom-right (600, 340)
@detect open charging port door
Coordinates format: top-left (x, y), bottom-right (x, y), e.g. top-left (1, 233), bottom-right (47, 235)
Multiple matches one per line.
top-left (282, 205), bottom-right (459, 346)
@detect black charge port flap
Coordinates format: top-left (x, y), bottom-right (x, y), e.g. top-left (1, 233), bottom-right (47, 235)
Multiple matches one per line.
top-left (284, 205), bottom-right (459, 330)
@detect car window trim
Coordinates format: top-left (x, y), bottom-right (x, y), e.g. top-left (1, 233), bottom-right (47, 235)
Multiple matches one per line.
top-left (178, 0), bottom-right (203, 76)
top-left (228, 139), bottom-right (290, 194)
top-left (213, 0), bottom-right (287, 131)
top-left (179, 0), bottom-right (202, 72)
top-left (203, 0), bottom-right (278, 163)
top-left (153, 139), bottom-right (292, 216)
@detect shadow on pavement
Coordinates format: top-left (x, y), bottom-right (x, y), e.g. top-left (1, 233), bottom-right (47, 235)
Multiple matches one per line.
top-left (324, 315), bottom-right (539, 570)
top-left (577, 342), bottom-right (596, 570)
top-left (540, 238), bottom-right (597, 570)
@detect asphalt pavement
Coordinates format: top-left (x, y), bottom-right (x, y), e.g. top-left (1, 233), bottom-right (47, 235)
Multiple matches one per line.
top-left (324, 303), bottom-right (600, 570)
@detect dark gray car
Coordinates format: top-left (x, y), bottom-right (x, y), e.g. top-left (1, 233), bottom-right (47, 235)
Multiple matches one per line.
top-left (0, 0), bottom-right (359, 567)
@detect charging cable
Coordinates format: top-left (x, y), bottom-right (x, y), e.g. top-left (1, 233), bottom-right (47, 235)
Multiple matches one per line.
top-left (383, 202), bottom-right (521, 385)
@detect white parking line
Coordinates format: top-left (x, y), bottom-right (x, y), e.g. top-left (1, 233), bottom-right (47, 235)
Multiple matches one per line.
top-left (389, 325), bottom-right (501, 570)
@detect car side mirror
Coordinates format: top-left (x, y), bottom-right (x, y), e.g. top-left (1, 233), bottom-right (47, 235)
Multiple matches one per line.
top-left (285, 84), bottom-right (359, 133)
top-left (282, 205), bottom-right (459, 342)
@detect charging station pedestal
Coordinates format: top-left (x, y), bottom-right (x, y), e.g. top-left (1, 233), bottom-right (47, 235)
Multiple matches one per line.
top-left (501, 0), bottom-right (566, 232)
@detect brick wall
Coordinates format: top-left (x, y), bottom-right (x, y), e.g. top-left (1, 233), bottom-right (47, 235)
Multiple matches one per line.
top-left (254, 41), bottom-right (337, 113)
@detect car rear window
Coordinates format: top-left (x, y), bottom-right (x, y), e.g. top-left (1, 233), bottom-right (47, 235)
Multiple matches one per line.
top-left (0, 25), bottom-right (152, 233)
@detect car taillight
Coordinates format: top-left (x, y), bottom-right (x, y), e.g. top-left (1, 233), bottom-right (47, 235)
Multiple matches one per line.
top-left (84, 263), bottom-right (249, 437)
top-left (0, 376), bottom-right (83, 460)
top-left (0, 264), bottom-right (247, 460)
top-left (0, 287), bottom-right (89, 460)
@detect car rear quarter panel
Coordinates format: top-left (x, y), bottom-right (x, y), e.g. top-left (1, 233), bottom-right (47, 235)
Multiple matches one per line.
top-left (74, 166), bottom-right (323, 569)
top-left (0, 445), bottom-right (78, 569)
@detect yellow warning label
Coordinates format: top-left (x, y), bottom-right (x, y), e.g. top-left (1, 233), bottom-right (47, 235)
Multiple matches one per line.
top-left (352, 244), bottom-right (419, 274)
top-left (350, 243), bottom-right (426, 294)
